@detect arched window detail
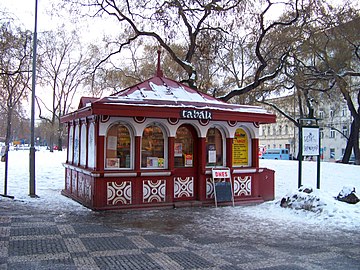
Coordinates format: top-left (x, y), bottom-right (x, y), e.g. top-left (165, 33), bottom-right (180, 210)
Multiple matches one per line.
top-left (105, 124), bottom-right (132, 169)
top-left (232, 128), bottom-right (251, 167)
top-left (206, 127), bottom-right (224, 166)
top-left (73, 124), bottom-right (80, 165)
top-left (88, 123), bottom-right (95, 168)
top-left (174, 126), bottom-right (194, 168)
top-left (68, 125), bottom-right (73, 163)
top-left (80, 123), bottom-right (87, 166)
top-left (141, 125), bottom-right (165, 168)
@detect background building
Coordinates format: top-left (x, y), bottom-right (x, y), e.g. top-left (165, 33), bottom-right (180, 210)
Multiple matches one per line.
top-left (259, 92), bottom-right (354, 162)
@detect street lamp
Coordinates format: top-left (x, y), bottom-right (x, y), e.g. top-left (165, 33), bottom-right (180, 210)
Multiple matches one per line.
top-left (29, 0), bottom-right (38, 197)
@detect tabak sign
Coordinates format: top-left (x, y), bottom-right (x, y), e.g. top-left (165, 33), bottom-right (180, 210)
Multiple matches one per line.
top-left (180, 109), bottom-right (212, 120)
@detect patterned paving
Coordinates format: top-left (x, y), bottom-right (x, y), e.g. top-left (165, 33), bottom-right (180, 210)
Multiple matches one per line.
top-left (1, 203), bottom-right (360, 270)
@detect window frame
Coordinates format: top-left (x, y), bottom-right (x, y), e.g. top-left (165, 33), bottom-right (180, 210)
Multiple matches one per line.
top-left (80, 123), bottom-right (87, 166)
top-left (68, 125), bottom-right (74, 163)
top-left (105, 122), bottom-right (134, 170)
top-left (88, 122), bottom-right (96, 169)
top-left (232, 127), bottom-right (251, 168)
top-left (174, 125), bottom-right (194, 168)
top-left (205, 126), bottom-right (226, 167)
top-left (73, 124), bottom-right (80, 165)
top-left (141, 123), bottom-right (168, 169)
top-left (330, 128), bottom-right (336, 139)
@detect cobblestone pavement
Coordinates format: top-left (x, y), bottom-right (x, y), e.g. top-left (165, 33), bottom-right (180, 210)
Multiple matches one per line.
top-left (1, 200), bottom-right (359, 270)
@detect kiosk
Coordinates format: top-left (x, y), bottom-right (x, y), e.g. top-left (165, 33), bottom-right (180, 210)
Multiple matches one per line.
top-left (61, 59), bottom-right (276, 210)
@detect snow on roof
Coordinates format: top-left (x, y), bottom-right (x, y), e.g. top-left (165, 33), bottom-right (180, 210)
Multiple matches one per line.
top-left (122, 82), bottom-right (218, 103)
top-left (101, 76), bottom-right (269, 114)
top-left (113, 77), bottom-right (219, 103)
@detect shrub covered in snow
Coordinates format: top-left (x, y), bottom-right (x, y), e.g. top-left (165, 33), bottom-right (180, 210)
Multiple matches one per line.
top-left (280, 186), bottom-right (327, 212)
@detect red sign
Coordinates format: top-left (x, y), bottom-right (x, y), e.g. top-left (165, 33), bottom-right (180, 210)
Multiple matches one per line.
top-left (212, 168), bottom-right (231, 179)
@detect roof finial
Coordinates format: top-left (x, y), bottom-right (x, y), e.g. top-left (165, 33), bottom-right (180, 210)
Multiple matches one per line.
top-left (156, 49), bottom-right (163, 77)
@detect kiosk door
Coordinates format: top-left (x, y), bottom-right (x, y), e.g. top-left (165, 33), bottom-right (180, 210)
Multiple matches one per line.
top-left (173, 125), bottom-right (198, 201)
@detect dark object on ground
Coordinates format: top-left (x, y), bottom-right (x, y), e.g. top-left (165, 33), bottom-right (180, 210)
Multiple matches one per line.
top-left (280, 186), bottom-right (325, 212)
top-left (336, 186), bottom-right (359, 204)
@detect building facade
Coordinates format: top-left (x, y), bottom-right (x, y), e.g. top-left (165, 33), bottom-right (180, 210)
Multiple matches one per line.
top-left (259, 93), bottom-right (353, 161)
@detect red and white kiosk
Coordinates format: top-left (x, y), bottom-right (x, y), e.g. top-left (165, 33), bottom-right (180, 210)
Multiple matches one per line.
top-left (61, 62), bottom-right (276, 210)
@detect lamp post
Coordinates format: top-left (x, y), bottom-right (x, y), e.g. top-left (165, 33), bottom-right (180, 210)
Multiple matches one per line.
top-left (29, 0), bottom-right (38, 197)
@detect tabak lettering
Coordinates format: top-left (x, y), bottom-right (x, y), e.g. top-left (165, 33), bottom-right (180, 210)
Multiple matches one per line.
top-left (181, 110), bottom-right (212, 120)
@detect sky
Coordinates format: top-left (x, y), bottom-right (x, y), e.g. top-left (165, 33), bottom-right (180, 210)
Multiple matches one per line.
top-left (1, 0), bottom-right (55, 32)
top-left (0, 0), bottom-right (113, 117)
top-left (0, 149), bottom-right (359, 231)
top-left (1, 0), bottom-right (115, 43)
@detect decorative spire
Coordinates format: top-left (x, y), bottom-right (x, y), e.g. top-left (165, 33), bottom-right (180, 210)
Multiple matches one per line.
top-left (156, 49), bottom-right (163, 77)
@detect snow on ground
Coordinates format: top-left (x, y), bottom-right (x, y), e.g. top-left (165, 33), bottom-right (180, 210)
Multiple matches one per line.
top-left (0, 148), bottom-right (88, 214)
top-left (0, 149), bottom-right (359, 230)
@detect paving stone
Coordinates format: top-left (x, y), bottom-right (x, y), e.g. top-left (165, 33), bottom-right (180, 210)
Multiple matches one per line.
top-left (93, 253), bottom-right (162, 270)
top-left (81, 236), bottom-right (137, 252)
top-left (10, 226), bottom-right (60, 237)
top-left (166, 251), bottom-right (215, 268)
top-left (1, 201), bottom-right (360, 270)
top-left (8, 239), bottom-right (68, 256)
top-left (142, 234), bottom-right (176, 248)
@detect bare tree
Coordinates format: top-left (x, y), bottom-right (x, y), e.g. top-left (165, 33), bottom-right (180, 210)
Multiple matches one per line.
top-left (0, 22), bottom-right (32, 196)
top-left (294, 8), bottom-right (360, 164)
top-left (37, 27), bottom-right (91, 151)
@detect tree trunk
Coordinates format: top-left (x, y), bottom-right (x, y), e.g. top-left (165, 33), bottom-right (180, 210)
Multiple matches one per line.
top-left (3, 108), bottom-right (13, 196)
top-left (352, 119), bottom-right (360, 165)
top-left (57, 121), bottom-right (63, 151)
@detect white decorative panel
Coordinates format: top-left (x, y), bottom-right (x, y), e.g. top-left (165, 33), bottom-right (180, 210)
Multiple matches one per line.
top-left (174, 177), bottom-right (194, 198)
top-left (84, 178), bottom-right (92, 203)
top-left (234, 176), bottom-right (251, 196)
top-left (107, 181), bottom-right (132, 205)
top-left (143, 180), bottom-right (166, 203)
top-left (66, 169), bottom-right (71, 191)
top-left (206, 177), bottom-right (214, 199)
top-left (71, 170), bottom-right (77, 194)
top-left (78, 174), bottom-right (85, 198)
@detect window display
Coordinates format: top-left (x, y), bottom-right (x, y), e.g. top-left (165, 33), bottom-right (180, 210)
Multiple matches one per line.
top-left (206, 128), bottom-right (223, 166)
top-left (106, 124), bottom-right (131, 168)
top-left (141, 125), bottom-right (165, 168)
top-left (232, 128), bottom-right (249, 166)
top-left (174, 126), bottom-right (193, 167)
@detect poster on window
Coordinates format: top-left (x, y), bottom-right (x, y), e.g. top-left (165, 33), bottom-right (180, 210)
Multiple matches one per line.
top-left (208, 144), bottom-right (216, 163)
top-left (106, 158), bottom-right (120, 168)
top-left (302, 127), bottom-right (320, 156)
top-left (147, 157), bottom-right (159, 168)
top-left (232, 128), bottom-right (248, 166)
top-left (174, 143), bottom-right (183, 157)
top-left (185, 154), bottom-right (193, 167)
top-left (107, 136), bottom-right (117, 150)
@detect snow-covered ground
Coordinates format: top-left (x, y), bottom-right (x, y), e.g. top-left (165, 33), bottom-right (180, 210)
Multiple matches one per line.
top-left (1, 148), bottom-right (359, 230)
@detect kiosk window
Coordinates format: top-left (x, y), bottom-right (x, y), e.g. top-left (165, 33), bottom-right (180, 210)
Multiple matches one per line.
top-left (141, 125), bottom-right (165, 168)
top-left (106, 124), bottom-right (131, 169)
top-left (73, 125), bottom-right (80, 165)
top-left (68, 125), bottom-right (73, 163)
top-left (206, 128), bottom-right (223, 166)
top-left (175, 126), bottom-right (194, 167)
top-left (232, 128), bottom-right (250, 167)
